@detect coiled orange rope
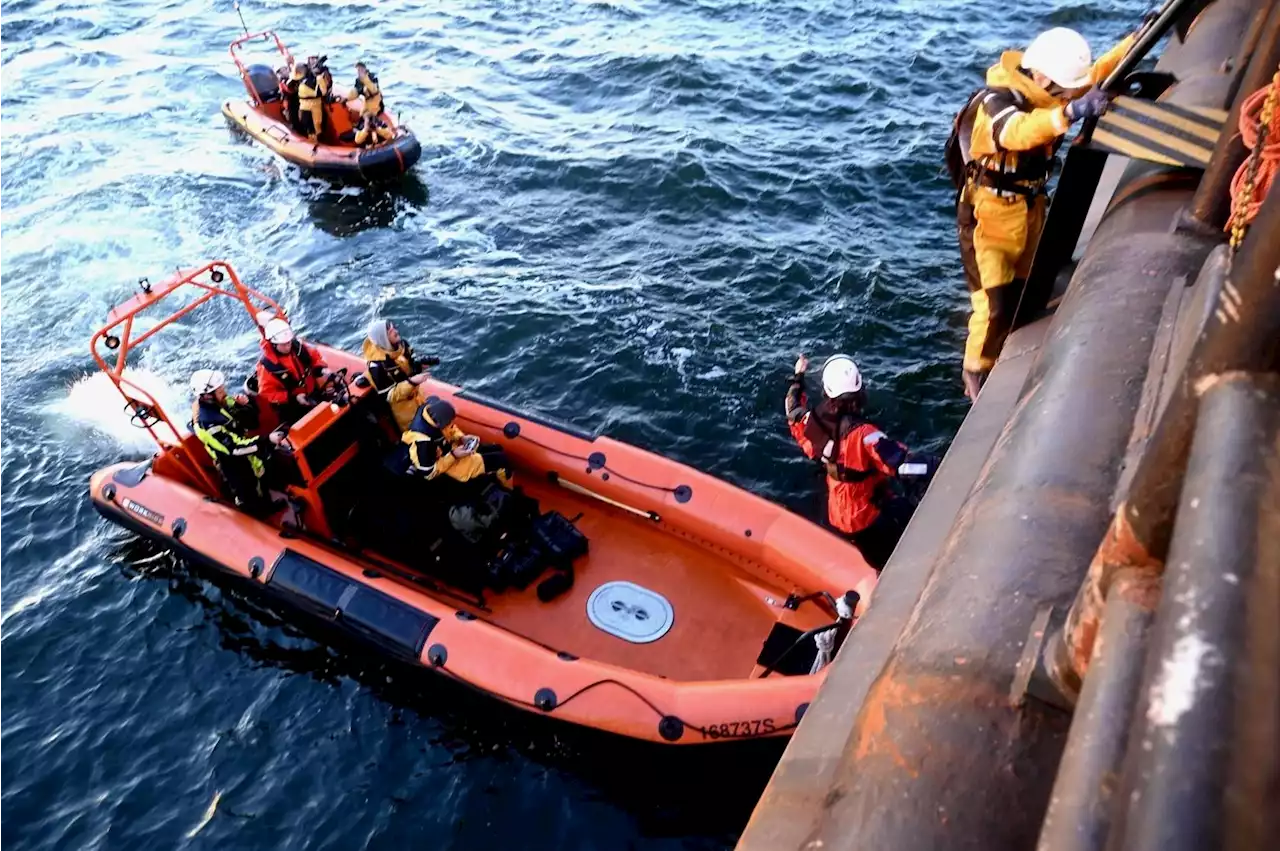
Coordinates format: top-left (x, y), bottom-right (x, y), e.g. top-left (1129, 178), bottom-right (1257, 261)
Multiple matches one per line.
top-left (1227, 69), bottom-right (1280, 246)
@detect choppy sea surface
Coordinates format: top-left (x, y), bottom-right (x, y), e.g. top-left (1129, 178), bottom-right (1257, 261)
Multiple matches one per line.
top-left (1, 0), bottom-right (1142, 847)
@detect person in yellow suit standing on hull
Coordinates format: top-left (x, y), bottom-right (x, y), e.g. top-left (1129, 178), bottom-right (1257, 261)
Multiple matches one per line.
top-left (951, 26), bottom-right (1137, 400)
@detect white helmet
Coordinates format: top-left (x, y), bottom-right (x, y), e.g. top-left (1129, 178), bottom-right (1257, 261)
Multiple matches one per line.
top-left (1022, 27), bottom-right (1093, 89)
top-left (254, 309), bottom-right (275, 328)
top-left (822, 354), bottom-right (863, 398)
top-left (263, 317), bottom-right (295, 345)
top-left (190, 368), bottom-right (226, 396)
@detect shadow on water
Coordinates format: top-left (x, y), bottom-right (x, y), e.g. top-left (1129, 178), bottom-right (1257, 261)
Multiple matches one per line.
top-left (111, 537), bottom-right (783, 842)
top-left (305, 173), bottom-right (430, 237)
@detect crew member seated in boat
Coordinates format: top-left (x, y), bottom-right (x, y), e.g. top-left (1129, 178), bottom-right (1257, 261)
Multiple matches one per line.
top-left (296, 60), bottom-right (326, 140)
top-left (785, 354), bottom-right (932, 572)
top-left (362, 318), bottom-right (438, 431)
top-left (256, 317), bottom-right (330, 423)
top-left (346, 62), bottom-right (385, 118)
top-left (349, 113), bottom-right (395, 148)
top-left (401, 396), bottom-right (513, 487)
top-left (190, 368), bottom-right (285, 515)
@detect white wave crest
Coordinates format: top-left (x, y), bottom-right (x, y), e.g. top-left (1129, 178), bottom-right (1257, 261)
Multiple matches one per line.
top-left (55, 368), bottom-right (190, 454)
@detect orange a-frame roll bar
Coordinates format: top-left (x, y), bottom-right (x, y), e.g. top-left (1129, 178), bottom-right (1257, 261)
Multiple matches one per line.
top-left (89, 261), bottom-right (286, 494)
top-left (229, 30), bottom-right (294, 105)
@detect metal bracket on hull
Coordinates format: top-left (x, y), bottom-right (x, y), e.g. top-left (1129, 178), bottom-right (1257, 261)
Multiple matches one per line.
top-left (1090, 97), bottom-right (1227, 168)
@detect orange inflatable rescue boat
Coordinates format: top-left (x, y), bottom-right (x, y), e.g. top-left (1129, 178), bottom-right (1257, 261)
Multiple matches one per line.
top-left (222, 32), bottom-right (421, 180)
top-left (87, 263), bottom-right (879, 744)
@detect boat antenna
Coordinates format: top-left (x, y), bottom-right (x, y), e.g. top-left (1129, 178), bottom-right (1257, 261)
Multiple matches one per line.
top-left (233, 1), bottom-right (251, 37)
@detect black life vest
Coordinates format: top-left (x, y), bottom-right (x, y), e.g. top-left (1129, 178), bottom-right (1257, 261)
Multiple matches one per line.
top-left (298, 71), bottom-right (321, 101)
top-left (945, 85), bottom-right (1058, 197)
top-left (259, 342), bottom-right (316, 393)
top-left (370, 344), bottom-right (417, 391)
top-left (401, 406), bottom-right (450, 474)
top-left (945, 87), bottom-right (987, 192)
top-left (192, 399), bottom-right (264, 474)
top-left (803, 403), bottom-right (877, 484)
top-left (194, 399), bottom-right (237, 438)
top-left (355, 74), bottom-right (384, 110)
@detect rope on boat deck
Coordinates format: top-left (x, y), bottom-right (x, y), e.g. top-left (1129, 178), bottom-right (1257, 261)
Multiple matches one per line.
top-left (457, 412), bottom-right (691, 500)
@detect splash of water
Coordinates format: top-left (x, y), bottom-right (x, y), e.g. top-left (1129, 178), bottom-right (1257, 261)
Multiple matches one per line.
top-left (56, 368), bottom-right (189, 454)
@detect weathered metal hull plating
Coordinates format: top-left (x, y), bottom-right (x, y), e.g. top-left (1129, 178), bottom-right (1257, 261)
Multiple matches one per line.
top-left (738, 0), bottom-right (1275, 848)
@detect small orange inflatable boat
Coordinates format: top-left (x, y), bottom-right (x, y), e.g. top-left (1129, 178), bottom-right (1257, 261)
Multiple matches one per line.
top-left (222, 32), bottom-right (421, 180)
top-left (87, 263), bottom-right (879, 744)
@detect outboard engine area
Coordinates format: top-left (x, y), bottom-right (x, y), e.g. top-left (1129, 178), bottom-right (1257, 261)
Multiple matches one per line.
top-left (244, 63), bottom-right (281, 103)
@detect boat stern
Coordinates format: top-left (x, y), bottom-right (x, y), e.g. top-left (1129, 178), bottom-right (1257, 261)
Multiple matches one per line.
top-left (356, 132), bottom-right (422, 179)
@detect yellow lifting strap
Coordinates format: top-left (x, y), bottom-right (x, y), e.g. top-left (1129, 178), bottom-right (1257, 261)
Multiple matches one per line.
top-left (1089, 96), bottom-right (1228, 168)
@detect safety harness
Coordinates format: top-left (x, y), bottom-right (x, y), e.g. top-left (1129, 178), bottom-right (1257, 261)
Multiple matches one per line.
top-left (368, 345), bottom-right (422, 404)
top-left (805, 410), bottom-right (879, 484)
top-left (355, 73), bottom-right (384, 112)
top-left (298, 71), bottom-right (322, 106)
top-left (947, 86), bottom-right (1056, 201)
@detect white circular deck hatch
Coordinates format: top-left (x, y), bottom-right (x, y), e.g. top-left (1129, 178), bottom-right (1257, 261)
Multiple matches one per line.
top-left (586, 581), bottom-right (674, 644)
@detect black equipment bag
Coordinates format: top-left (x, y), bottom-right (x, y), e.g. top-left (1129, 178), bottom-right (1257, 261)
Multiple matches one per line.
top-left (530, 511), bottom-right (589, 568)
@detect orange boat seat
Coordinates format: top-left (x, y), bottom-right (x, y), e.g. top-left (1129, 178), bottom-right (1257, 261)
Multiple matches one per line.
top-left (321, 102), bottom-right (356, 146)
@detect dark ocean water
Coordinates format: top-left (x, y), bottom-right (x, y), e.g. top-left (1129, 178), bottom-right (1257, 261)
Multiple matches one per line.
top-left (1, 0), bottom-right (1143, 847)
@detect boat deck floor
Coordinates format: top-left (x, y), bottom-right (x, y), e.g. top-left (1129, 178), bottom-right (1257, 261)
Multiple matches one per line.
top-left (477, 478), bottom-right (816, 683)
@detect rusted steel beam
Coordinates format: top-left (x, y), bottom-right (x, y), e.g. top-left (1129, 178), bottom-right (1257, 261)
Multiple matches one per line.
top-left (1223, 413), bottom-right (1280, 851)
top-left (799, 205), bottom-right (1215, 850)
top-left (1044, 514), bottom-right (1164, 701)
top-left (1035, 569), bottom-right (1161, 851)
top-left (739, 2), bottom-right (1259, 846)
top-left (1046, 175), bottom-right (1280, 700)
top-left (1190, 0), bottom-right (1280, 229)
top-left (1107, 373), bottom-right (1280, 851)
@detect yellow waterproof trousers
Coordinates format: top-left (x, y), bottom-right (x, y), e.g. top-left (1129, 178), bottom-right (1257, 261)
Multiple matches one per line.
top-left (441, 447), bottom-right (512, 487)
top-left (956, 185), bottom-right (1046, 374)
top-left (299, 97), bottom-right (324, 138)
top-left (442, 452), bottom-right (486, 482)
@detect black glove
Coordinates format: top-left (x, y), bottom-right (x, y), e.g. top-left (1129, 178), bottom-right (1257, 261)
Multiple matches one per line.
top-left (1140, 7), bottom-right (1160, 28)
top-left (1065, 88), bottom-right (1110, 123)
top-left (902, 452), bottom-right (940, 477)
top-left (419, 356), bottom-right (441, 370)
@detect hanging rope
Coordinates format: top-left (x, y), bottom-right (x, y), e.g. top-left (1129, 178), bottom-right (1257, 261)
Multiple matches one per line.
top-left (1227, 68), bottom-right (1280, 249)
